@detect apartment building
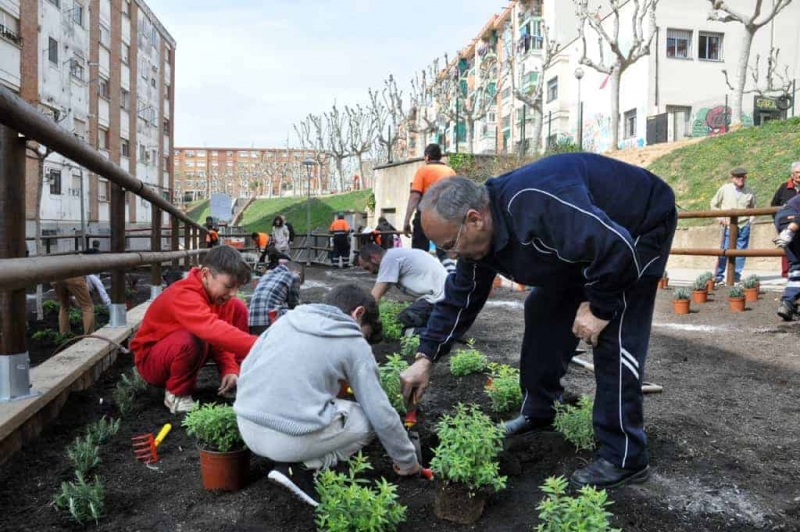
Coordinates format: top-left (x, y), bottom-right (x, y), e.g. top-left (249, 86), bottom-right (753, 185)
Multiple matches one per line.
top-left (0, 0), bottom-right (175, 252)
top-left (173, 147), bottom-right (331, 206)
top-left (414, 0), bottom-right (799, 156)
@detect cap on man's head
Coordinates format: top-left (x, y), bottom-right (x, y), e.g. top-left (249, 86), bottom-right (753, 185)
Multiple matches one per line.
top-left (337, 212), bottom-right (345, 219)
top-left (730, 167), bottom-right (747, 177)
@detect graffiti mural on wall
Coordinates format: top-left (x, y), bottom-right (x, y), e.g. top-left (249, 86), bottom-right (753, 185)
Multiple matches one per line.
top-left (691, 105), bottom-right (754, 137)
top-left (577, 112), bottom-right (645, 153)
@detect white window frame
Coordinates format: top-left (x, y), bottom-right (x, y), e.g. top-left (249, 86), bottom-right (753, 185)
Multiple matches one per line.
top-left (624, 109), bottom-right (637, 139)
top-left (698, 31), bottom-right (723, 61)
top-left (666, 29), bottom-right (692, 60)
top-left (547, 77), bottom-right (558, 103)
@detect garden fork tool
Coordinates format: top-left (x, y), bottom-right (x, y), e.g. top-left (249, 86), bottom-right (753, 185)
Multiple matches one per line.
top-left (132, 423), bottom-right (172, 464)
top-left (403, 392), bottom-right (434, 480)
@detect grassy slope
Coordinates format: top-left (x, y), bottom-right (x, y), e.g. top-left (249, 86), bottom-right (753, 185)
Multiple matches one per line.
top-left (240, 189), bottom-right (373, 234)
top-left (648, 117), bottom-right (800, 213)
top-left (185, 200), bottom-right (210, 223)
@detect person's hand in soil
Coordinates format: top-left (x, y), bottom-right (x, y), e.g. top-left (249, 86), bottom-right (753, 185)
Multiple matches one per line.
top-left (218, 373), bottom-right (238, 395)
top-left (393, 461), bottom-right (421, 476)
top-left (572, 302), bottom-right (609, 347)
top-left (401, 356), bottom-right (433, 404)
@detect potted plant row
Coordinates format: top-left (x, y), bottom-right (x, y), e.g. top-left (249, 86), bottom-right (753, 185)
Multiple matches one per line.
top-left (728, 285), bottom-right (746, 312)
top-left (182, 403), bottom-right (250, 492)
top-left (743, 275), bottom-right (760, 302)
top-left (673, 288), bottom-right (691, 315)
top-left (692, 272), bottom-right (714, 303)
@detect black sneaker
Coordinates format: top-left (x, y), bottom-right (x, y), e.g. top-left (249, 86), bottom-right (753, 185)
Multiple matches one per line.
top-left (570, 457), bottom-right (650, 489)
top-left (268, 462), bottom-right (319, 507)
top-left (502, 415), bottom-right (556, 437)
top-left (777, 300), bottom-right (796, 321)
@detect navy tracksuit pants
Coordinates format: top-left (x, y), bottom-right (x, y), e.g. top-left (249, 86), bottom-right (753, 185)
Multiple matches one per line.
top-left (775, 208), bottom-right (800, 306)
top-left (519, 213), bottom-right (675, 470)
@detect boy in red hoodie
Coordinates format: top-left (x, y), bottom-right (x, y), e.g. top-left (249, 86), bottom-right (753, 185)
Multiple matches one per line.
top-left (131, 245), bottom-right (257, 414)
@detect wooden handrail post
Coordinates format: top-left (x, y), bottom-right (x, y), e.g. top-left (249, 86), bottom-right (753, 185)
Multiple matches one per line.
top-left (726, 216), bottom-right (739, 286)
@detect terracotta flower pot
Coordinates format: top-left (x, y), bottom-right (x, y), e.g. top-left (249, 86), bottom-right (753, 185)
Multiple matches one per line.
top-left (692, 289), bottom-right (708, 304)
top-left (673, 299), bottom-right (690, 315)
top-left (198, 447), bottom-right (250, 491)
top-left (492, 276), bottom-right (502, 288)
top-left (744, 287), bottom-right (759, 302)
top-left (728, 297), bottom-right (746, 312)
top-left (658, 278), bottom-right (669, 289)
top-left (434, 482), bottom-right (489, 525)
top-left (706, 279), bottom-right (715, 292)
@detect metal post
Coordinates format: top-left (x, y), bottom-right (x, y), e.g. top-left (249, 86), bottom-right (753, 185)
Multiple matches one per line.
top-left (79, 171), bottom-right (87, 250)
top-left (724, 94), bottom-right (729, 133)
top-left (150, 206), bottom-right (162, 300)
top-left (109, 185), bottom-right (127, 327)
top-left (455, 96), bottom-right (460, 154)
top-left (726, 216), bottom-right (738, 286)
top-left (193, 227), bottom-right (200, 265)
top-left (578, 102), bottom-right (584, 151)
top-left (306, 170), bottom-right (311, 266)
top-left (0, 124), bottom-right (35, 401)
top-left (792, 79), bottom-right (796, 118)
top-left (519, 105), bottom-right (527, 157)
top-left (171, 215), bottom-right (179, 269)
top-left (547, 111), bottom-right (552, 149)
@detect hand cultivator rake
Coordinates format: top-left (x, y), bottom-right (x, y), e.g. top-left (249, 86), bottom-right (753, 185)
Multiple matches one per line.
top-left (132, 423), bottom-right (172, 464)
top-left (404, 394), bottom-right (434, 480)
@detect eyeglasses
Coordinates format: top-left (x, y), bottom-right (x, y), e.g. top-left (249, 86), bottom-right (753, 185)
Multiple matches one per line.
top-left (436, 214), bottom-right (467, 253)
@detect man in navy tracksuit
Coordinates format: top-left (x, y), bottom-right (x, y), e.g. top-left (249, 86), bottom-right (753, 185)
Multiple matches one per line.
top-left (399, 153), bottom-right (677, 489)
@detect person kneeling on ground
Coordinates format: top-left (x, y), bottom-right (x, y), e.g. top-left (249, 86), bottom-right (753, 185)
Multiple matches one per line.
top-left (234, 283), bottom-right (421, 507)
top-left (357, 243), bottom-right (448, 331)
top-left (249, 261), bottom-right (304, 335)
top-left (773, 194), bottom-right (800, 320)
top-left (131, 245), bottom-right (256, 414)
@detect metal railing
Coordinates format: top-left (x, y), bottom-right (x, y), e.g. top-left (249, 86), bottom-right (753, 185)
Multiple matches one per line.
top-left (0, 85), bottom-right (211, 401)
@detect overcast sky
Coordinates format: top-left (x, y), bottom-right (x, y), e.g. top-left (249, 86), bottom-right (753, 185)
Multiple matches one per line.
top-left (146, 0), bottom-right (505, 149)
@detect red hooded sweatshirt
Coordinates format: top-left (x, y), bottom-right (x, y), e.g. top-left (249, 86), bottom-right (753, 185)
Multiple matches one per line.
top-left (131, 268), bottom-right (256, 376)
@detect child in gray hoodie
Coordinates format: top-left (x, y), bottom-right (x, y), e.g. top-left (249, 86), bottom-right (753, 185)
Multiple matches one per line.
top-left (234, 283), bottom-right (421, 507)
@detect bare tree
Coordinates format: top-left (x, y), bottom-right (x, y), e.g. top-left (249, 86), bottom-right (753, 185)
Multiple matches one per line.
top-left (294, 116), bottom-right (328, 195)
top-left (345, 104), bottom-right (377, 189)
top-left (323, 103), bottom-right (352, 192)
top-left (707, 0), bottom-right (794, 125)
top-left (367, 75), bottom-right (406, 162)
top-left (574, 0), bottom-right (659, 150)
top-left (407, 65), bottom-right (441, 150)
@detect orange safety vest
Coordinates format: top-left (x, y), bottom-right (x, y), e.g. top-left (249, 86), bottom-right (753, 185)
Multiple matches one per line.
top-left (255, 232), bottom-right (269, 249)
top-left (330, 219), bottom-right (350, 232)
top-left (205, 229), bottom-right (219, 244)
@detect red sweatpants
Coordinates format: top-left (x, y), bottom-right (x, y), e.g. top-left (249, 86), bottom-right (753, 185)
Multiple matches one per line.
top-left (137, 298), bottom-right (250, 396)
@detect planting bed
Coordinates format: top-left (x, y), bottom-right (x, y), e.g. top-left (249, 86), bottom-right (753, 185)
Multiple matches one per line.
top-left (1, 267), bottom-right (798, 531)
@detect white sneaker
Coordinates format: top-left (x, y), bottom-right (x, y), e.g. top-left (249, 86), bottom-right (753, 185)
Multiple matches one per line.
top-left (164, 390), bottom-right (197, 414)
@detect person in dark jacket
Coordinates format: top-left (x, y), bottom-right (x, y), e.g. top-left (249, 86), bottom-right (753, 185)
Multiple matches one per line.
top-left (772, 193), bottom-right (800, 320)
top-left (769, 162), bottom-right (800, 278)
top-left (375, 217), bottom-right (396, 250)
top-left (398, 153), bottom-right (677, 490)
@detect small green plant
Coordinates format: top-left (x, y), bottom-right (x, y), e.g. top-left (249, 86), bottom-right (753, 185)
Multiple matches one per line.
top-left (55, 331), bottom-right (76, 345)
top-left (94, 304), bottom-right (109, 318)
top-left (546, 138), bottom-right (582, 155)
top-left (484, 363), bottom-right (522, 413)
top-left (53, 471), bottom-right (105, 525)
top-left (32, 328), bottom-right (59, 343)
top-left (315, 452), bottom-right (406, 532)
top-left (112, 368), bottom-right (148, 417)
top-left (699, 271), bottom-right (714, 283)
top-left (692, 276), bottom-right (708, 291)
top-left (728, 285), bottom-right (744, 298)
top-left (43, 300), bottom-right (60, 316)
top-left (68, 307), bottom-right (83, 326)
top-left (182, 403), bottom-right (245, 452)
top-left (379, 301), bottom-right (408, 341)
top-left (553, 396), bottom-right (595, 451)
top-left (536, 476), bottom-right (621, 532)
top-left (450, 347), bottom-right (488, 376)
top-left (67, 436), bottom-right (100, 475)
top-left (400, 334), bottom-right (420, 357)
top-left (743, 275), bottom-right (759, 289)
top-left (430, 403), bottom-right (507, 493)
top-left (85, 416), bottom-right (120, 445)
top-left (673, 288), bottom-right (691, 301)
top-left (379, 354), bottom-right (409, 413)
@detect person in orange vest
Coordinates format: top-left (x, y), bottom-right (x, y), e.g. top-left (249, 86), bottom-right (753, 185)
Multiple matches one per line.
top-left (329, 213), bottom-right (352, 268)
top-left (205, 216), bottom-right (220, 248)
top-left (251, 231), bottom-right (270, 261)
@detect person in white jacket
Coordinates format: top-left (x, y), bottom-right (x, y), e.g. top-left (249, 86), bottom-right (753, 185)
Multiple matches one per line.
top-left (271, 216), bottom-right (291, 255)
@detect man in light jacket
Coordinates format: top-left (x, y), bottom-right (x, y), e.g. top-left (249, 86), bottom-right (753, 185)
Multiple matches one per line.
top-left (710, 167), bottom-right (757, 285)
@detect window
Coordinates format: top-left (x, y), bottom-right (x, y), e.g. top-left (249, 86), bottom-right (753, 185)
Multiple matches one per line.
top-left (99, 24), bottom-right (110, 47)
top-left (48, 37), bottom-right (58, 65)
top-left (624, 109), bottom-right (637, 138)
top-left (122, 0), bottom-right (130, 17)
top-left (151, 77), bottom-right (156, 87)
top-left (121, 138), bottom-right (130, 157)
top-left (73, 118), bottom-right (86, 140)
top-left (0, 9), bottom-right (21, 45)
top-left (139, 143), bottom-right (147, 162)
top-left (98, 127), bottom-right (109, 150)
top-left (501, 87), bottom-right (511, 100)
top-left (163, 119), bottom-right (170, 136)
top-left (98, 179), bottom-right (109, 201)
top-left (120, 88), bottom-right (130, 110)
top-left (547, 77), bottom-right (558, 102)
top-left (99, 77), bottom-right (110, 99)
top-left (48, 169), bottom-right (62, 195)
top-left (121, 43), bottom-right (130, 64)
top-left (70, 174), bottom-right (82, 197)
top-left (70, 58), bottom-right (84, 81)
top-left (47, 0), bottom-right (60, 7)
top-left (666, 29), bottom-right (692, 59)
top-left (72, 3), bottom-right (84, 27)
top-left (699, 32), bottom-right (723, 61)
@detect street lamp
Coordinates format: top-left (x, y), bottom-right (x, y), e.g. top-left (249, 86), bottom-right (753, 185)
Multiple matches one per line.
top-left (574, 67), bottom-right (584, 151)
top-left (302, 158), bottom-right (316, 266)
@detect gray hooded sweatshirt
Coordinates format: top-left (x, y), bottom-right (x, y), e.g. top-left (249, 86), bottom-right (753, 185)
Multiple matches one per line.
top-left (234, 304), bottom-right (418, 470)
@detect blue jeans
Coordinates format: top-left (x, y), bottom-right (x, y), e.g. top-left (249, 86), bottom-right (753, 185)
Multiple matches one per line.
top-left (715, 224), bottom-right (750, 282)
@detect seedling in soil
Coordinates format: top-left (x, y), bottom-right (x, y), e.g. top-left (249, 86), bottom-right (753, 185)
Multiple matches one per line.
top-left (379, 301), bottom-right (409, 341)
top-left (112, 368), bottom-right (148, 417)
top-left (85, 416), bottom-right (120, 445)
top-left (430, 403), bottom-right (507, 493)
top-left (535, 475), bottom-right (620, 532)
top-left (743, 276), bottom-right (759, 289)
top-left (68, 308), bottom-right (83, 326)
top-left (42, 300), bottom-right (60, 316)
top-left (53, 471), bottom-right (105, 525)
top-left (728, 285), bottom-right (744, 298)
top-left (379, 354), bottom-right (409, 413)
top-left (66, 436), bottom-right (100, 475)
top-left (553, 396), bottom-right (596, 451)
top-left (400, 334), bottom-right (420, 357)
top-left (692, 276), bottom-right (709, 291)
top-left (32, 328), bottom-right (59, 343)
top-left (698, 271), bottom-right (714, 284)
top-left (315, 452), bottom-right (406, 532)
top-left (182, 403), bottom-right (245, 453)
top-left (484, 363), bottom-right (522, 413)
top-left (450, 347), bottom-right (488, 376)
top-left (673, 288), bottom-right (690, 301)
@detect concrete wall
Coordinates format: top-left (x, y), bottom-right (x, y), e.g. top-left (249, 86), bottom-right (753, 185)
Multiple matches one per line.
top-left (371, 158), bottom-right (427, 246)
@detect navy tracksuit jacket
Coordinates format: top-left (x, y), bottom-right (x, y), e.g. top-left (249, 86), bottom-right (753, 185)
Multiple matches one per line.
top-left (419, 153), bottom-right (677, 469)
top-left (775, 194), bottom-right (800, 305)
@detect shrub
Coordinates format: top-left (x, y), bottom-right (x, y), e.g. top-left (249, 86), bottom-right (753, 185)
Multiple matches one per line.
top-left (32, 328), bottom-right (58, 343)
top-left (379, 301), bottom-right (408, 341)
top-left (315, 452), bottom-right (406, 532)
top-left (536, 476), bottom-right (620, 532)
top-left (553, 396), bottom-right (595, 451)
top-left (379, 354), bottom-right (409, 413)
top-left (42, 300), bottom-right (60, 316)
top-left (698, 271), bottom-right (714, 283)
top-left (400, 334), bottom-right (420, 357)
top-left (85, 416), bottom-right (120, 445)
top-left (484, 363), bottom-right (522, 413)
top-left (728, 285), bottom-right (744, 298)
top-left (546, 138), bottom-right (582, 155)
top-left (450, 348), bottom-right (488, 376)
top-left (66, 436), bottom-right (100, 475)
top-left (430, 403), bottom-right (507, 493)
top-left (692, 275), bottom-right (709, 291)
top-left (68, 308), bottom-right (83, 326)
top-left (182, 403), bottom-right (245, 452)
top-left (743, 275), bottom-right (759, 289)
top-left (53, 472), bottom-right (105, 525)
top-left (55, 331), bottom-right (75, 345)
top-left (673, 288), bottom-right (690, 301)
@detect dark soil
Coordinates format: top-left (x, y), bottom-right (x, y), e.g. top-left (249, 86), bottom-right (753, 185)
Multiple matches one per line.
top-left (2, 267), bottom-right (798, 531)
